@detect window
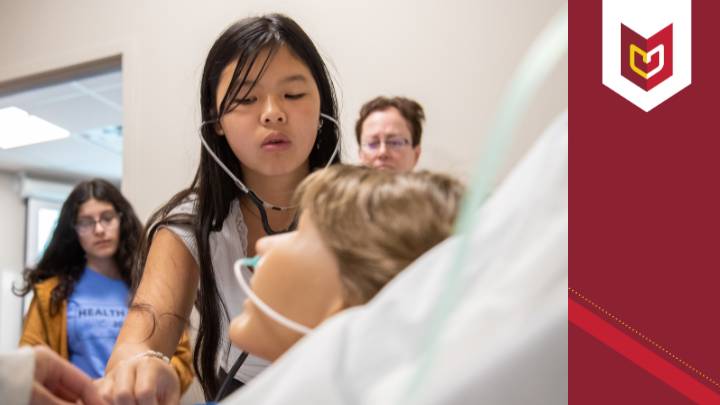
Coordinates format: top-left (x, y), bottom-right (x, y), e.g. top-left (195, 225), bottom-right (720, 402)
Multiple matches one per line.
top-left (25, 198), bottom-right (62, 268)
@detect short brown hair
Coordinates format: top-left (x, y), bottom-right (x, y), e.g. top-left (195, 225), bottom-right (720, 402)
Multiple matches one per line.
top-left (294, 165), bottom-right (464, 306)
top-left (355, 96), bottom-right (425, 146)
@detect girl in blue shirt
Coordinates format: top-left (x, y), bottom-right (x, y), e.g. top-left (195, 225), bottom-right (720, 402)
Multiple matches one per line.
top-left (17, 179), bottom-right (193, 387)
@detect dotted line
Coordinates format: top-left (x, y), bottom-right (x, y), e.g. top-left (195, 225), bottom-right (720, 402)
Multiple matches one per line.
top-left (569, 287), bottom-right (720, 390)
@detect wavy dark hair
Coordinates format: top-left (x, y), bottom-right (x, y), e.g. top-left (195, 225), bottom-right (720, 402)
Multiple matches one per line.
top-left (132, 13), bottom-right (341, 399)
top-left (14, 179), bottom-right (142, 314)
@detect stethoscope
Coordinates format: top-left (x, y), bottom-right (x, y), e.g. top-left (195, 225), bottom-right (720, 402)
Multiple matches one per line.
top-left (215, 351), bottom-right (249, 402)
top-left (199, 113), bottom-right (340, 401)
top-left (199, 112), bottom-right (340, 235)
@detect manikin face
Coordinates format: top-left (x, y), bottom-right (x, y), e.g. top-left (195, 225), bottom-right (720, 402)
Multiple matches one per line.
top-left (215, 45), bottom-right (322, 180)
top-left (229, 211), bottom-right (345, 361)
top-left (75, 198), bottom-right (121, 261)
top-left (358, 107), bottom-right (421, 172)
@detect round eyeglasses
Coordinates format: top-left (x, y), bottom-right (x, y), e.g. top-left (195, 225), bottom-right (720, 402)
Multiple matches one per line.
top-left (75, 212), bottom-right (121, 235)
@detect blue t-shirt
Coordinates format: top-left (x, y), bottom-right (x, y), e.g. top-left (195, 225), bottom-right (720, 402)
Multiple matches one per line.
top-left (67, 267), bottom-right (129, 378)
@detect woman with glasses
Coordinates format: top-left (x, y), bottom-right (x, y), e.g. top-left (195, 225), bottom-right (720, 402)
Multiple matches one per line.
top-left (355, 96), bottom-right (424, 172)
top-left (15, 179), bottom-right (193, 390)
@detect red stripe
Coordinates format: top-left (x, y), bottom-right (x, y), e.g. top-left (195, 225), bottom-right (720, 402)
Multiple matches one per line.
top-left (569, 299), bottom-right (720, 403)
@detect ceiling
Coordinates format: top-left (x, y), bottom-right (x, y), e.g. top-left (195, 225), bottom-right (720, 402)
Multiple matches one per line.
top-left (0, 69), bottom-right (122, 182)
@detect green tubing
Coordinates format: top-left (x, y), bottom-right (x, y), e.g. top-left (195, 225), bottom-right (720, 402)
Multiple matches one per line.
top-left (403, 3), bottom-right (568, 401)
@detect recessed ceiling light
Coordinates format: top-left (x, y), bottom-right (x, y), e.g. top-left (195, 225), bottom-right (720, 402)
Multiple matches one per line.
top-left (0, 106), bottom-right (70, 149)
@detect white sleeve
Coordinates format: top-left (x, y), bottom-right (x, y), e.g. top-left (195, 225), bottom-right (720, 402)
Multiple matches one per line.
top-left (0, 347), bottom-right (35, 405)
top-left (163, 222), bottom-right (199, 264)
top-left (158, 198), bottom-right (200, 264)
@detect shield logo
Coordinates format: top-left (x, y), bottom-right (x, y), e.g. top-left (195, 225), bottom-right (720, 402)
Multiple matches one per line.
top-left (603, 0), bottom-right (691, 111)
top-left (621, 24), bottom-right (673, 91)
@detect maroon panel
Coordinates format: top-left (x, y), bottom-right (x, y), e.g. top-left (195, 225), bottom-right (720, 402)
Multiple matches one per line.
top-left (570, 0), bottom-right (720, 402)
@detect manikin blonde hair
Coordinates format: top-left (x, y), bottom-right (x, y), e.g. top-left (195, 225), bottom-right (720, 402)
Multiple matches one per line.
top-left (294, 165), bottom-right (464, 306)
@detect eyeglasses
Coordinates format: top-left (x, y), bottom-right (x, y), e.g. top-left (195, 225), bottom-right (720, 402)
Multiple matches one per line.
top-left (75, 212), bottom-right (121, 235)
top-left (360, 138), bottom-right (411, 152)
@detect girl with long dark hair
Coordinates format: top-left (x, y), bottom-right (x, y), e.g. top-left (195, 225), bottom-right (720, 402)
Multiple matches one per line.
top-left (100, 13), bottom-right (342, 402)
top-left (17, 179), bottom-right (193, 390)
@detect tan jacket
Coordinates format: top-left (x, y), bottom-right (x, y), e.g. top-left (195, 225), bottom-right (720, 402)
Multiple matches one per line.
top-left (19, 276), bottom-right (194, 392)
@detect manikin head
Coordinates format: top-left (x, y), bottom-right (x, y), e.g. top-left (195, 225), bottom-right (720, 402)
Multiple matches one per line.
top-left (229, 165), bottom-right (464, 361)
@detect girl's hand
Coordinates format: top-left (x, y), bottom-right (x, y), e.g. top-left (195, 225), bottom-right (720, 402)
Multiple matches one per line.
top-left (97, 355), bottom-right (180, 405)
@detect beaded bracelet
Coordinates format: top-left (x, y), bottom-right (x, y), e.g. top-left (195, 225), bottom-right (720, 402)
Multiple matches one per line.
top-left (130, 350), bottom-right (170, 364)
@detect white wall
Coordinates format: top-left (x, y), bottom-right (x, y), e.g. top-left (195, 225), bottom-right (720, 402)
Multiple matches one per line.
top-left (0, 172), bottom-right (25, 274)
top-left (0, 0), bottom-right (567, 220)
